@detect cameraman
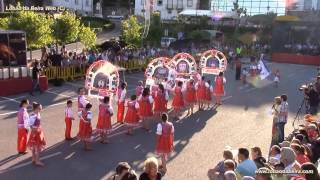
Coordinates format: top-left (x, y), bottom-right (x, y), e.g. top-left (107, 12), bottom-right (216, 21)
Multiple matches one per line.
top-left (304, 84), bottom-right (319, 115)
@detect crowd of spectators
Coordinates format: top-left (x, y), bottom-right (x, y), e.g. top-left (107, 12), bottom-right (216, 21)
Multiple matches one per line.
top-left (284, 43), bottom-right (320, 56)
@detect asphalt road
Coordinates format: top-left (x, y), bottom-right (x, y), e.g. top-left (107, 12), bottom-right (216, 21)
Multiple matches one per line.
top-left (0, 62), bottom-right (317, 180)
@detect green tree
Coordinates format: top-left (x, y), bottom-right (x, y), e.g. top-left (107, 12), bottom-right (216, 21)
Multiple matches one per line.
top-left (8, 11), bottom-right (53, 59)
top-left (121, 15), bottom-right (142, 48)
top-left (53, 12), bottom-right (80, 48)
top-left (147, 12), bottom-right (162, 46)
top-left (0, 18), bottom-right (9, 29)
top-left (79, 25), bottom-right (97, 49)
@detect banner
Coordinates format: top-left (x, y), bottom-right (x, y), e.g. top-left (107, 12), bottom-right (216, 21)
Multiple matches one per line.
top-left (145, 57), bottom-right (175, 88)
top-left (85, 60), bottom-right (119, 98)
top-left (258, 55), bottom-right (270, 80)
top-left (200, 49), bottom-right (227, 75)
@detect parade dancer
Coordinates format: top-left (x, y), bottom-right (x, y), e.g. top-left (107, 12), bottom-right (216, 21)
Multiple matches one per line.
top-left (135, 81), bottom-right (144, 97)
top-left (117, 82), bottom-right (127, 124)
top-left (17, 99), bottom-right (30, 154)
top-left (184, 79), bottom-right (196, 115)
top-left (138, 87), bottom-right (154, 131)
top-left (206, 80), bottom-right (214, 109)
top-left (27, 102), bottom-right (46, 166)
top-left (274, 69), bottom-right (280, 88)
top-left (155, 113), bottom-right (174, 172)
top-left (65, 100), bottom-right (75, 140)
top-left (78, 87), bottom-right (89, 112)
top-left (196, 76), bottom-right (209, 111)
top-left (241, 67), bottom-right (248, 85)
top-left (154, 84), bottom-right (169, 118)
top-left (96, 97), bottom-right (113, 144)
top-left (172, 81), bottom-right (184, 120)
top-left (213, 72), bottom-right (226, 105)
top-left (124, 95), bottom-right (140, 135)
top-left (78, 103), bottom-right (93, 151)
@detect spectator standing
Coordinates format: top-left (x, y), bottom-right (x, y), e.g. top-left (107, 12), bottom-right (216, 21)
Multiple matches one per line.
top-left (278, 94), bottom-right (289, 143)
top-left (139, 157), bottom-right (162, 180)
top-left (251, 147), bottom-right (266, 169)
top-left (235, 148), bottom-right (257, 177)
top-left (30, 61), bottom-right (42, 96)
top-left (110, 162), bottom-right (131, 180)
top-left (207, 149), bottom-right (236, 180)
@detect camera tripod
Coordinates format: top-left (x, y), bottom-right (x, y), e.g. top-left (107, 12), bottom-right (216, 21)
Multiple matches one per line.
top-left (292, 97), bottom-right (309, 129)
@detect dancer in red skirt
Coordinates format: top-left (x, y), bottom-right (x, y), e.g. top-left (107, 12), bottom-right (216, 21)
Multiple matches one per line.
top-left (65, 100), bottom-right (75, 140)
top-left (154, 84), bottom-right (169, 118)
top-left (96, 97), bottom-right (113, 144)
top-left (184, 79), bottom-right (196, 115)
top-left (135, 81), bottom-right (144, 97)
top-left (117, 82), bottom-right (127, 123)
top-left (156, 113), bottom-right (174, 172)
top-left (27, 102), bottom-right (46, 166)
top-left (214, 72), bottom-right (226, 105)
top-left (138, 87), bottom-right (154, 131)
top-left (124, 95), bottom-right (140, 135)
top-left (195, 76), bottom-right (209, 111)
top-left (172, 81), bottom-right (184, 120)
top-left (205, 80), bottom-right (213, 109)
top-left (17, 99), bottom-right (29, 154)
top-left (78, 103), bottom-right (93, 151)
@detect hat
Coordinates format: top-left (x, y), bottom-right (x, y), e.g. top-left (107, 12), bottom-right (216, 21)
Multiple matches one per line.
top-left (304, 114), bottom-right (316, 123)
top-left (279, 141), bottom-right (290, 147)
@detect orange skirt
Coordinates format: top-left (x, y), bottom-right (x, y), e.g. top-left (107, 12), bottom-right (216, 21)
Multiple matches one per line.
top-left (172, 96), bottom-right (184, 109)
top-left (27, 128), bottom-right (46, 151)
top-left (96, 115), bottom-right (111, 133)
top-left (156, 135), bottom-right (174, 154)
top-left (78, 120), bottom-right (92, 141)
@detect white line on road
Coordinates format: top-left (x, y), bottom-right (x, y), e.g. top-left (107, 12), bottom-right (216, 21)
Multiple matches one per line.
top-left (245, 87), bottom-right (257, 93)
top-left (0, 96), bottom-right (26, 103)
top-left (0, 96), bottom-right (23, 103)
top-left (222, 96), bottom-right (233, 102)
top-left (46, 90), bottom-right (73, 98)
top-left (0, 152), bottom-right (62, 173)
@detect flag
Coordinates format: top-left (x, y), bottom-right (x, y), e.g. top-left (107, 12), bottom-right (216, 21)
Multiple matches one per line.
top-left (258, 55), bottom-right (270, 80)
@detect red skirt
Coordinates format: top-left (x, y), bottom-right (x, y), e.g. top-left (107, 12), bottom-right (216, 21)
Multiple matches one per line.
top-left (156, 135), bottom-right (174, 154)
top-left (154, 98), bottom-right (167, 113)
top-left (172, 96), bottom-right (184, 109)
top-left (139, 103), bottom-right (153, 118)
top-left (117, 102), bottom-right (125, 123)
top-left (96, 115), bottom-right (111, 133)
top-left (185, 91), bottom-right (196, 104)
top-left (78, 120), bottom-right (92, 141)
top-left (197, 89), bottom-right (206, 100)
top-left (206, 90), bottom-right (212, 101)
top-left (213, 85), bottom-right (224, 96)
top-left (27, 128), bottom-right (46, 151)
top-left (124, 109), bottom-right (139, 126)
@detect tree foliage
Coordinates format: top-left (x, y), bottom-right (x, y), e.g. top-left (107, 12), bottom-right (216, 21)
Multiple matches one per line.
top-left (248, 12), bottom-right (277, 27)
top-left (79, 25), bottom-right (97, 49)
top-left (0, 18), bottom-right (9, 29)
top-left (53, 12), bottom-right (80, 44)
top-left (121, 15), bottom-right (142, 48)
top-left (8, 11), bottom-right (53, 49)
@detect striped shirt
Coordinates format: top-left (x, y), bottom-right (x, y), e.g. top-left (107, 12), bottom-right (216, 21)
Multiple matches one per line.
top-left (278, 101), bottom-right (289, 123)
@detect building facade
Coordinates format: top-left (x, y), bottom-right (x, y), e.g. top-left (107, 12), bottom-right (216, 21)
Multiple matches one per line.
top-left (49, 0), bottom-right (93, 15)
top-left (135, 0), bottom-right (199, 20)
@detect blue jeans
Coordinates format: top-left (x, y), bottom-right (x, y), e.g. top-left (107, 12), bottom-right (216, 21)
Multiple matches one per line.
top-left (277, 122), bottom-right (286, 143)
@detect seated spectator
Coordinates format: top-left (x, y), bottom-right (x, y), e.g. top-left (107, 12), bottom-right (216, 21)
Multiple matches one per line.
top-left (139, 157), bottom-right (161, 180)
top-left (208, 149), bottom-right (235, 180)
top-left (269, 145), bottom-right (281, 165)
top-left (291, 143), bottom-right (311, 164)
top-left (300, 162), bottom-right (320, 180)
top-left (279, 141), bottom-right (291, 148)
top-left (236, 148), bottom-right (257, 177)
top-left (280, 147), bottom-right (301, 177)
top-left (224, 170), bottom-right (237, 180)
top-left (110, 162), bottom-right (131, 180)
top-left (251, 147), bottom-right (266, 168)
top-left (272, 163), bottom-right (288, 180)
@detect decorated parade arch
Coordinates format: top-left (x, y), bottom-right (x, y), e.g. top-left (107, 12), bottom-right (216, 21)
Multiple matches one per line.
top-left (199, 49), bottom-right (228, 75)
top-left (85, 60), bottom-right (120, 98)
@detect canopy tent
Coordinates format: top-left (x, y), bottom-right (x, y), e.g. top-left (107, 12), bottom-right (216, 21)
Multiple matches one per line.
top-left (178, 10), bottom-right (239, 20)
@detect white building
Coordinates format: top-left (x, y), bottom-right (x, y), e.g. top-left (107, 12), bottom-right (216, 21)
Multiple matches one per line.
top-left (135, 0), bottom-right (199, 20)
top-left (286, 0), bottom-right (319, 11)
top-left (50, 0), bottom-right (93, 15)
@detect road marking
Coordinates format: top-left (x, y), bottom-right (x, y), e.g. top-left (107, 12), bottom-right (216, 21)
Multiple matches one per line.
top-left (222, 96), bottom-right (233, 102)
top-left (0, 152), bottom-right (62, 173)
top-left (65, 82), bottom-right (84, 88)
top-left (46, 90), bottom-right (73, 98)
top-left (245, 87), bottom-right (256, 93)
top-left (0, 96), bottom-right (26, 103)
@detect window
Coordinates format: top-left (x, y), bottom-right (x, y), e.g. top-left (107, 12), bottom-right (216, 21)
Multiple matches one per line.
top-left (86, 0), bottom-right (89, 6)
top-left (75, 0), bottom-right (79, 5)
top-left (177, 0), bottom-right (183, 9)
top-left (167, 0), bottom-right (173, 9)
top-left (158, 0), bottom-right (163, 6)
top-left (187, 0), bottom-right (193, 7)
